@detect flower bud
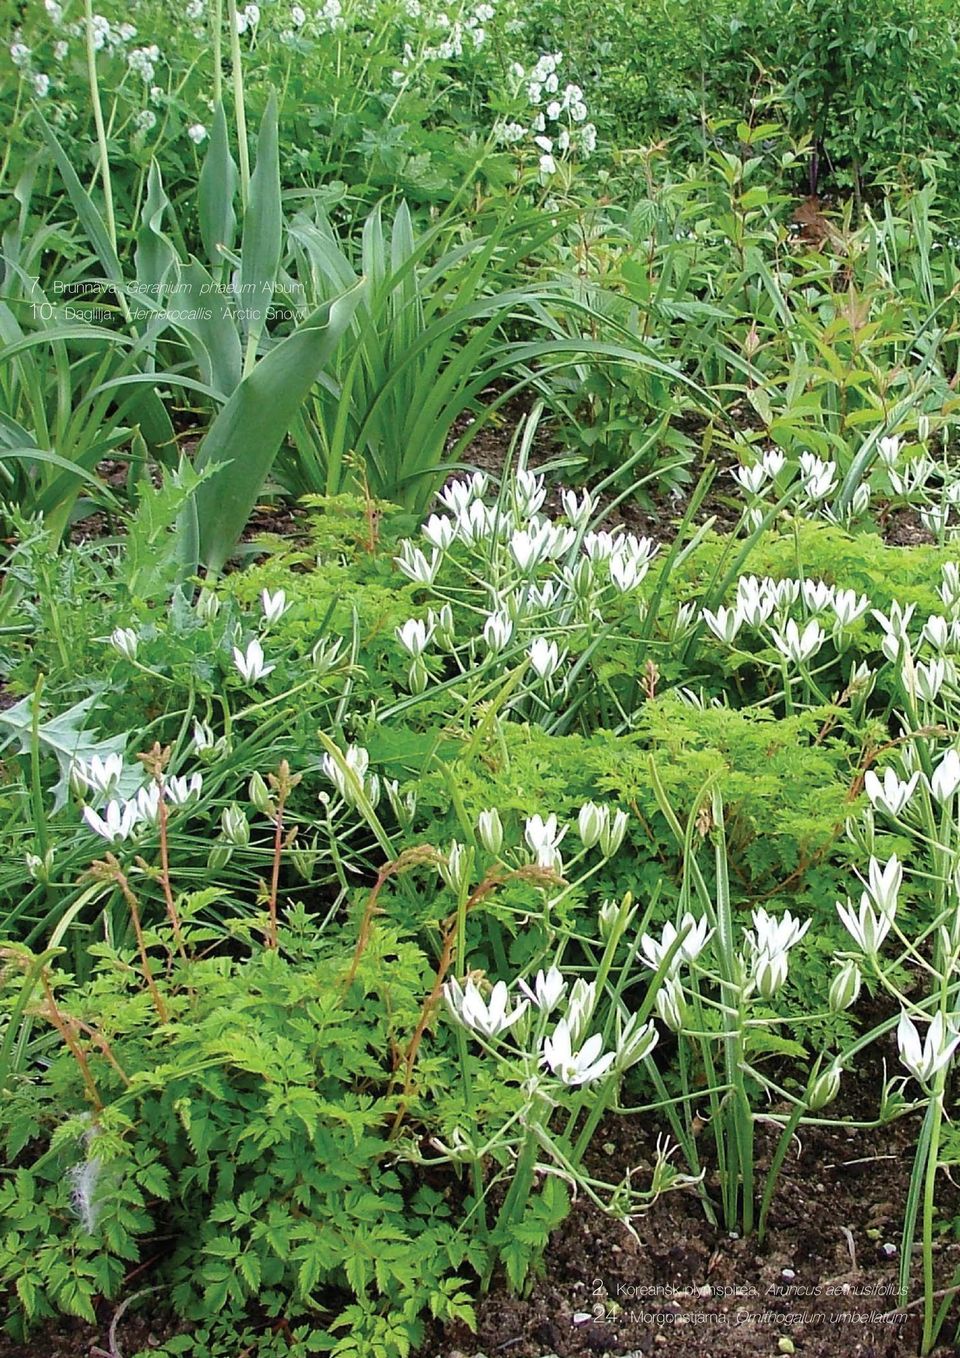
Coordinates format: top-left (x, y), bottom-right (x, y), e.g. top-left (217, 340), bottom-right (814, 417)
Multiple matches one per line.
top-left (615, 1013), bottom-right (659, 1072)
top-left (477, 808), bottom-right (503, 856)
top-left (569, 558), bottom-right (594, 599)
top-left (655, 976), bottom-right (686, 1032)
top-left (753, 949), bottom-right (788, 999)
top-left (110, 627), bottom-right (139, 661)
top-left (207, 842), bottom-right (233, 870)
top-left (69, 761), bottom-right (88, 799)
top-left (193, 720), bottom-right (215, 753)
top-left (847, 661), bottom-right (875, 699)
top-left (881, 631), bottom-right (904, 665)
top-left (248, 771), bottom-right (274, 816)
top-left (25, 847), bottom-right (55, 883)
top-left (195, 588), bottom-right (221, 621)
top-left (851, 483), bottom-right (871, 517)
top-left (222, 803), bottom-right (250, 846)
top-left (565, 978), bottom-right (597, 1046)
top-left (578, 801), bottom-right (606, 849)
top-left (807, 1062), bottom-right (842, 1111)
top-left (311, 637), bottom-right (344, 673)
top-left (598, 898), bottom-right (619, 942)
top-left (439, 840), bottom-right (470, 895)
top-left (430, 604), bottom-right (455, 651)
top-left (879, 1073), bottom-right (910, 1123)
top-left (385, 779), bottom-right (417, 830)
top-left (290, 838), bottom-right (317, 882)
top-left (845, 810), bottom-right (875, 858)
top-left (408, 655), bottom-right (429, 695)
top-left (599, 808), bottom-right (628, 858)
top-left (829, 959), bottom-right (861, 1013)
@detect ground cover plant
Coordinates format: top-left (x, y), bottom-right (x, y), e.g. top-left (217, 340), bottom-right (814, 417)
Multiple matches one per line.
top-left (5, 2), bottom-right (960, 1358)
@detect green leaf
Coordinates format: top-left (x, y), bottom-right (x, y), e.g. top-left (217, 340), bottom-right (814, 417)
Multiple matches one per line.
top-left (192, 280), bottom-right (365, 572)
top-left (34, 114), bottom-right (122, 286)
top-left (135, 160), bottom-right (178, 296)
top-left (198, 103), bottom-right (238, 271)
top-left (171, 256), bottom-right (243, 397)
top-left (15, 1274), bottom-right (37, 1316)
top-left (0, 695), bottom-right (130, 812)
top-left (239, 92), bottom-right (281, 368)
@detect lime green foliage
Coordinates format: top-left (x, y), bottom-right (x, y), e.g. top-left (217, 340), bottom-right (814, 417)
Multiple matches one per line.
top-left (685, 520), bottom-right (959, 618)
top-left (0, 494), bottom-right (949, 954)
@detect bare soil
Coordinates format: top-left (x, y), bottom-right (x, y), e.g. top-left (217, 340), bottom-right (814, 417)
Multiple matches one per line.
top-left (431, 1117), bottom-right (950, 1358)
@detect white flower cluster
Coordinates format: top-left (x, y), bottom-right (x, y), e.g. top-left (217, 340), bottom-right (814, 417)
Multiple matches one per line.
top-left (443, 895), bottom-right (811, 1086)
top-left (878, 434), bottom-right (960, 538)
top-left (426, 2), bottom-right (494, 58)
top-left (127, 43), bottom-right (161, 82)
top-left (443, 965), bottom-right (658, 1086)
top-left (71, 752), bottom-right (204, 845)
top-left (819, 555), bottom-right (960, 1094)
top-left (743, 907), bottom-right (809, 1000)
top-left (834, 851), bottom-right (960, 1090)
top-left (639, 913), bottom-right (712, 1029)
top-left (317, 0), bottom-right (344, 30)
top-left (702, 563), bottom-right (960, 691)
top-left (732, 434), bottom-right (960, 539)
top-left (498, 50), bottom-right (597, 177)
top-left (276, 0), bottom-right (340, 41)
top-left (390, 469), bottom-right (657, 702)
top-left (321, 742), bottom-right (383, 811)
top-left (701, 571), bottom-right (872, 669)
top-left (80, 14), bottom-right (137, 49)
top-left (9, 32), bottom-right (51, 96)
top-left (393, 0), bottom-right (495, 75)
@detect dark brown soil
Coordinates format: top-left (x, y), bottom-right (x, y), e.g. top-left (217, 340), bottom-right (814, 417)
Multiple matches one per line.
top-left (64, 393), bottom-right (935, 561)
top-left (431, 1116), bottom-right (948, 1358)
top-left (0, 1307), bottom-right (186, 1358)
top-left (423, 1018), bottom-right (958, 1358)
top-left (66, 450), bottom-right (314, 560)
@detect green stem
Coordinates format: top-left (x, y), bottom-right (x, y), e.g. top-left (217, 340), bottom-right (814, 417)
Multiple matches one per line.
top-left (83, 0), bottom-right (117, 255)
top-left (486, 1119), bottom-right (542, 1290)
top-left (212, 0), bottom-right (223, 104)
top-left (758, 1100), bottom-right (805, 1243)
top-left (921, 1087), bottom-right (944, 1355)
top-left (225, 0), bottom-right (250, 206)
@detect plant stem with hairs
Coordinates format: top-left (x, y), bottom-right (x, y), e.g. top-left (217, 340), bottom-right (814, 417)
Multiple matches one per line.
top-left (90, 856), bottom-right (168, 1023)
top-left (139, 745), bottom-right (185, 958)
top-left (265, 760), bottom-right (302, 948)
top-left (40, 974), bottom-right (103, 1109)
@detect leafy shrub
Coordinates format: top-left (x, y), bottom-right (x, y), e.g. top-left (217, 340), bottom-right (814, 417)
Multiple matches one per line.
top-left (0, 915), bottom-right (478, 1354)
